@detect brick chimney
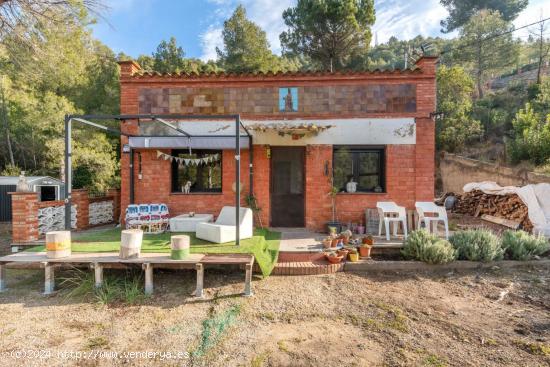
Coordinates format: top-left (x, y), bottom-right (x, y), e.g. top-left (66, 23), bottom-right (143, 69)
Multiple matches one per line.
top-left (118, 60), bottom-right (141, 78)
top-left (415, 56), bottom-right (438, 75)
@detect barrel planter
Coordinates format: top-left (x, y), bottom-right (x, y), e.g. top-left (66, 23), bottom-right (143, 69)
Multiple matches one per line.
top-left (45, 231), bottom-right (71, 259)
top-left (171, 235), bottom-right (190, 260)
top-left (119, 229), bottom-right (143, 259)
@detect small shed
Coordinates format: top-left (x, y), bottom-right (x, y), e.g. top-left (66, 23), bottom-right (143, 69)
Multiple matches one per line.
top-left (0, 176), bottom-right (65, 222)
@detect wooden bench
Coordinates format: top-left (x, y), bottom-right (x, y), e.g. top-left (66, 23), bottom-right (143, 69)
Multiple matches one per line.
top-left (0, 252), bottom-right (254, 297)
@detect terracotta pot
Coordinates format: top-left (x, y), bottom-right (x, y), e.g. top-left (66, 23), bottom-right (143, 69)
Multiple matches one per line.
top-left (337, 249), bottom-right (349, 259)
top-left (326, 254), bottom-right (343, 264)
top-left (348, 252), bottom-right (359, 262)
top-left (359, 245), bottom-right (372, 258)
top-left (362, 237), bottom-right (374, 246)
top-left (331, 238), bottom-right (339, 248)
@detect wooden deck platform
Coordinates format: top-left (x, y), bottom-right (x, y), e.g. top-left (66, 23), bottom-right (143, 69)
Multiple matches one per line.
top-left (0, 252), bottom-right (254, 297)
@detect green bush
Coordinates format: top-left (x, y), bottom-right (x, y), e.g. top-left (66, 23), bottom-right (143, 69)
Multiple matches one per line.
top-left (449, 229), bottom-right (504, 262)
top-left (501, 230), bottom-right (550, 261)
top-left (420, 239), bottom-right (457, 265)
top-left (402, 230), bottom-right (457, 264)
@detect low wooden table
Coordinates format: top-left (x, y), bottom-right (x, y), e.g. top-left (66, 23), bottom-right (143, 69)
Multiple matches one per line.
top-left (0, 252), bottom-right (254, 297)
top-left (169, 214), bottom-right (214, 232)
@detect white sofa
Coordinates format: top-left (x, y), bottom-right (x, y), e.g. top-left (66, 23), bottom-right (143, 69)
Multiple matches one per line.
top-left (196, 206), bottom-right (253, 243)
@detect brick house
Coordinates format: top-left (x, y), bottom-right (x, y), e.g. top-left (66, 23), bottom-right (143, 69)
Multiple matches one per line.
top-left (118, 56), bottom-right (437, 231)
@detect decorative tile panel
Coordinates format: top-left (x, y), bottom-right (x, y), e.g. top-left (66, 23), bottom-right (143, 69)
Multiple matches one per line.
top-left (138, 84), bottom-right (416, 115)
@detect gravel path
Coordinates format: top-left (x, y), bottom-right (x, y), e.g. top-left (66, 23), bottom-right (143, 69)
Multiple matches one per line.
top-left (0, 265), bottom-right (548, 366)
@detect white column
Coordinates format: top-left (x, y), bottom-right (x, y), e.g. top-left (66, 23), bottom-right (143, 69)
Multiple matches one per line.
top-left (195, 263), bottom-right (204, 298)
top-left (43, 263), bottom-right (55, 295)
top-left (244, 263), bottom-right (253, 297)
top-left (93, 262), bottom-right (103, 288)
top-left (143, 263), bottom-right (153, 295)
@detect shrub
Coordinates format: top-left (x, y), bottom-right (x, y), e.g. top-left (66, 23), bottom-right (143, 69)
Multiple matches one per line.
top-left (402, 229), bottom-right (436, 260)
top-left (501, 230), bottom-right (550, 260)
top-left (449, 229), bottom-right (503, 262)
top-left (420, 239), bottom-right (457, 265)
top-left (402, 230), bottom-right (457, 264)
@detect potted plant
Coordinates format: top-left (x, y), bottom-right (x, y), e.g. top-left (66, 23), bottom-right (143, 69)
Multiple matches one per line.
top-left (326, 179), bottom-right (341, 233)
top-left (326, 251), bottom-right (344, 264)
top-left (359, 243), bottom-right (372, 258)
top-left (321, 237), bottom-right (332, 249)
top-left (337, 248), bottom-right (350, 260)
top-left (246, 194), bottom-right (263, 228)
top-left (348, 248), bottom-right (359, 262)
top-left (362, 234), bottom-right (374, 246)
top-left (340, 229), bottom-right (352, 245)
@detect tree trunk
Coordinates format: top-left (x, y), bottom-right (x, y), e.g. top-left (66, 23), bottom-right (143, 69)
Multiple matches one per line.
top-left (0, 81), bottom-right (15, 166)
top-left (476, 69), bottom-right (484, 99)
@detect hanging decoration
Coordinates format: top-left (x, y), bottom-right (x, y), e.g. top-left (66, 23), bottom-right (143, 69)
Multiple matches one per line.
top-left (247, 122), bottom-right (333, 140)
top-left (156, 150), bottom-right (220, 166)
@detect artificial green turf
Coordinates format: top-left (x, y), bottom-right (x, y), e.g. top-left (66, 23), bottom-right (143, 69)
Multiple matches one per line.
top-left (27, 228), bottom-right (281, 277)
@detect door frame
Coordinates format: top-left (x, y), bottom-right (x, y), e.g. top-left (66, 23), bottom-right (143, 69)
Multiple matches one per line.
top-left (269, 146), bottom-right (306, 228)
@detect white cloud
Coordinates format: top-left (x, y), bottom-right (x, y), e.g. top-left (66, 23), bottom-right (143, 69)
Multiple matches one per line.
top-left (372, 0), bottom-right (454, 43)
top-left (200, 0), bottom-right (548, 60)
top-left (200, 25), bottom-right (224, 61)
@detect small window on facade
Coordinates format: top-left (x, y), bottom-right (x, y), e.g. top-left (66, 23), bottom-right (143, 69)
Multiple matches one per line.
top-left (333, 146), bottom-right (385, 193)
top-left (171, 150), bottom-right (222, 193)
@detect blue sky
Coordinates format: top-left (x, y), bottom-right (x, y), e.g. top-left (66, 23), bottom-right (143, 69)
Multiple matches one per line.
top-left (91, 0), bottom-right (548, 61)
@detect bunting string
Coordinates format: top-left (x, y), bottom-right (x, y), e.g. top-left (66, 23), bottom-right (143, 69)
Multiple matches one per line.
top-left (156, 150), bottom-right (220, 166)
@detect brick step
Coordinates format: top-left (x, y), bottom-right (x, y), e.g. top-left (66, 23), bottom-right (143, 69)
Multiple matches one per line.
top-left (277, 251), bottom-right (325, 263)
top-left (270, 260), bottom-right (344, 275)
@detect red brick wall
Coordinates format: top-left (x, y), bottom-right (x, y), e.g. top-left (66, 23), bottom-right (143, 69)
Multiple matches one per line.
top-left (302, 144), bottom-right (422, 231)
top-left (10, 192), bottom-right (39, 242)
top-left (118, 57), bottom-right (437, 230)
top-left (10, 189), bottom-right (121, 243)
top-left (72, 189), bottom-right (89, 229)
top-left (127, 149), bottom-right (252, 220)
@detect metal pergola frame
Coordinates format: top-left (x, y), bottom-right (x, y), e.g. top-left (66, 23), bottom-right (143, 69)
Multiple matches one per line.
top-left (64, 113), bottom-right (253, 246)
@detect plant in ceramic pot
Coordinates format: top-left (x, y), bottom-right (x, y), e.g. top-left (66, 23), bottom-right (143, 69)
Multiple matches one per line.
top-left (340, 229), bottom-right (352, 244)
top-left (348, 248), bottom-right (359, 262)
top-left (362, 234), bottom-right (374, 246)
top-left (321, 237), bottom-right (332, 249)
top-left (359, 243), bottom-right (372, 258)
top-left (337, 248), bottom-right (350, 260)
top-left (326, 251), bottom-right (344, 264)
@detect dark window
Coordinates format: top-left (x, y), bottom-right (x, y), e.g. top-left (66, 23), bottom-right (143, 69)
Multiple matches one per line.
top-left (333, 146), bottom-right (385, 193)
top-left (171, 150), bottom-right (222, 193)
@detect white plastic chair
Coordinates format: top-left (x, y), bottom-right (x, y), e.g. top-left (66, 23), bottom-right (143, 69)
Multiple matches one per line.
top-left (376, 201), bottom-right (408, 241)
top-left (415, 202), bottom-right (449, 239)
top-left (196, 207), bottom-right (253, 243)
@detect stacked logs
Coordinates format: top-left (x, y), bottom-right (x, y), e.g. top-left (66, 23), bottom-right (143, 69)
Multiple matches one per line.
top-left (445, 190), bottom-right (533, 232)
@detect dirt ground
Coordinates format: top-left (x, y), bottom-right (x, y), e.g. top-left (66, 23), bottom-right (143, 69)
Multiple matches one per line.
top-left (0, 264), bottom-right (549, 367)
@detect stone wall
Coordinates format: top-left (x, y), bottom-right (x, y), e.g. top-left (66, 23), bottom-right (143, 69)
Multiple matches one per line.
top-left (138, 84), bottom-right (416, 115)
top-left (439, 153), bottom-right (550, 193)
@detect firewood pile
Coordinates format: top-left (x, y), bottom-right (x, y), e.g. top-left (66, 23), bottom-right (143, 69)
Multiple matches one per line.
top-left (439, 190), bottom-right (533, 232)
